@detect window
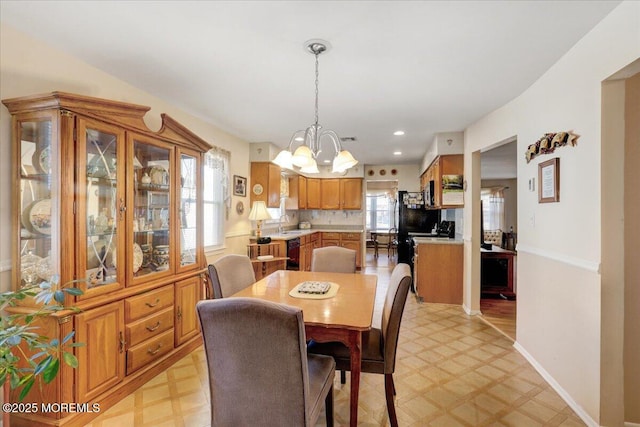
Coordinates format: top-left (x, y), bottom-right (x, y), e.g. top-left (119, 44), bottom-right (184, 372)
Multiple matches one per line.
top-left (203, 148), bottom-right (230, 249)
top-left (481, 187), bottom-right (505, 231)
top-left (366, 194), bottom-right (394, 230)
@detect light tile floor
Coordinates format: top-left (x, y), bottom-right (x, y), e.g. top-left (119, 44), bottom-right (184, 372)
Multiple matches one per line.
top-left (87, 260), bottom-right (585, 427)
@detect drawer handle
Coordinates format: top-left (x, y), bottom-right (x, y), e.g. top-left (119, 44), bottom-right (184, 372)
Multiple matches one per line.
top-left (147, 344), bottom-right (162, 355)
top-left (145, 298), bottom-right (160, 308)
top-left (146, 321), bottom-right (161, 332)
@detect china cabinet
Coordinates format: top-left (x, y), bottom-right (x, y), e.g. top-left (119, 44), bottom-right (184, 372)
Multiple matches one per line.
top-left (2, 92), bottom-right (211, 427)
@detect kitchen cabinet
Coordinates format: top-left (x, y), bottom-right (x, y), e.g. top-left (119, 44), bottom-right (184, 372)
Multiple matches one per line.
top-left (320, 232), bottom-right (362, 268)
top-left (247, 241), bottom-right (287, 279)
top-left (420, 154), bottom-right (463, 208)
top-left (250, 162), bottom-right (281, 208)
top-left (414, 242), bottom-right (463, 304)
top-left (306, 177), bottom-right (321, 209)
top-left (320, 178), bottom-right (363, 210)
top-left (299, 232), bottom-right (320, 271)
top-left (2, 92), bottom-right (208, 426)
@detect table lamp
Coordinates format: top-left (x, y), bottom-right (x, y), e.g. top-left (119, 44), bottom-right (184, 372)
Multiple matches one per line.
top-left (248, 201), bottom-right (272, 241)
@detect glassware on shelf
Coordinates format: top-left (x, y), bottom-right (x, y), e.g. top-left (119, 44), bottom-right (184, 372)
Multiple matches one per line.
top-left (20, 250), bottom-right (42, 286)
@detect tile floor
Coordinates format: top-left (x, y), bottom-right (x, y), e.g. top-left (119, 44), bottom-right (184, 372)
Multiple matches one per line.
top-left (87, 258), bottom-right (585, 426)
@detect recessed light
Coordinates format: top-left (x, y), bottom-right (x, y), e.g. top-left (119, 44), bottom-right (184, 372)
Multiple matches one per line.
top-left (294, 136), bottom-right (304, 142)
top-left (323, 160), bottom-right (331, 163)
top-left (393, 130), bottom-right (405, 136)
top-left (393, 151), bottom-right (402, 156)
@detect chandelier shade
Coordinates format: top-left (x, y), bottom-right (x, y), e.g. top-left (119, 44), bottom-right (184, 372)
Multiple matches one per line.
top-left (273, 40), bottom-right (358, 174)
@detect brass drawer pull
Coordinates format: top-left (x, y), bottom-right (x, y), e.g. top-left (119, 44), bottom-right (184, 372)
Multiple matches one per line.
top-left (145, 298), bottom-right (160, 308)
top-left (146, 321), bottom-right (161, 332)
top-left (147, 344), bottom-right (162, 355)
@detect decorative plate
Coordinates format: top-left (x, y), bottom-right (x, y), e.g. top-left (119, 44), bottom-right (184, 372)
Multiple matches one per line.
top-left (132, 243), bottom-right (143, 273)
top-left (391, 169), bottom-right (398, 176)
top-left (32, 146), bottom-right (51, 174)
top-left (379, 169), bottom-right (387, 176)
top-left (367, 169), bottom-right (374, 176)
top-left (148, 165), bottom-right (169, 186)
top-left (252, 183), bottom-right (264, 195)
top-left (28, 199), bottom-right (52, 235)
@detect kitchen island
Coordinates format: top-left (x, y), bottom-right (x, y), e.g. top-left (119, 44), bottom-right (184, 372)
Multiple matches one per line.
top-left (413, 237), bottom-right (463, 304)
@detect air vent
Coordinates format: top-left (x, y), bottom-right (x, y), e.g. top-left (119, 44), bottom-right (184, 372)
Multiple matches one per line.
top-left (340, 137), bottom-right (357, 143)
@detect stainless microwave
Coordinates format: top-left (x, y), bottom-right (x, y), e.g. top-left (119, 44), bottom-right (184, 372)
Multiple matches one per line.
top-left (424, 180), bottom-right (435, 207)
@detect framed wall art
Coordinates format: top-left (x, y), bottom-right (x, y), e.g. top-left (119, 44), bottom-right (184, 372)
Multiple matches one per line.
top-left (233, 175), bottom-right (247, 197)
top-left (538, 157), bottom-right (559, 203)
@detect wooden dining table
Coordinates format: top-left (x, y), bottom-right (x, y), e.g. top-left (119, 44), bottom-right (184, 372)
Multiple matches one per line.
top-left (232, 269), bottom-right (378, 427)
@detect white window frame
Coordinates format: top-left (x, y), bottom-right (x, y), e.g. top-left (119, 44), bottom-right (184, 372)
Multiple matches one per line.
top-left (203, 148), bottom-right (230, 251)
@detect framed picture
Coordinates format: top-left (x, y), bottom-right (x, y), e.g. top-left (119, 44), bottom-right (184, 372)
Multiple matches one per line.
top-left (233, 175), bottom-right (247, 197)
top-left (538, 157), bottom-right (559, 203)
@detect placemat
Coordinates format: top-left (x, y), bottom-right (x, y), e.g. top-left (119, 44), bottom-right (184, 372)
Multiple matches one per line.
top-left (289, 281), bottom-right (340, 299)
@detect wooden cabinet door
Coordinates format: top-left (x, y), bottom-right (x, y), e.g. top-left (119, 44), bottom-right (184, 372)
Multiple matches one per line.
top-left (251, 162), bottom-right (281, 208)
top-left (306, 178), bottom-right (321, 209)
top-left (321, 179), bottom-right (340, 209)
top-left (298, 176), bottom-right (307, 209)
top-left (76, 301), bottom-right (125, 403)
top-left (175, 277), bottom-right (201, 346)
top-left (340, 178), bottom-right (362, 210)
top-left (340, 240), bottom-right (361, 268)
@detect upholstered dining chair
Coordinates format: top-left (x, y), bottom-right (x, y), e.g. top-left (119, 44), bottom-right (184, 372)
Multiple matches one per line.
top-left (196, 297), bottom-right (335, 427)
top-left (375, 230), bottom-right (394, 258)
top-left (307, 263), bottom-right (412, 427)
top-left (207, 254), bottom-right (255, 299)
top-left (310, 246), bottom-right (357, 273)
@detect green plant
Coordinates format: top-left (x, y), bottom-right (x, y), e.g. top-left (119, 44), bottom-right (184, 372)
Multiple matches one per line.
top-left (0, 275), bottom-right (84, 401)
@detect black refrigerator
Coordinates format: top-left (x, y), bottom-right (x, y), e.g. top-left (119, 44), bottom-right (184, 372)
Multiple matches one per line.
top-left (397, 191), bottom-right (441, 287)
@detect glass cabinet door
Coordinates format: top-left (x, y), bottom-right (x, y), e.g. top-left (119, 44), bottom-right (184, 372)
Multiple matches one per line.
top-left (130, 134), bottom-right (173, 283)
top-left (78, 119), bottom-right (125, 296)
top-left (18, 116), bottom-right (58, 290)
top-left (177, 150), bottom-right (200, 271)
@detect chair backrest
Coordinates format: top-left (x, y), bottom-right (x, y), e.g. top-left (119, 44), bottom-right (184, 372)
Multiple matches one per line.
top-left (310, 246), bottom-right (356, 273)
top-left (197, 298), bottom-right (312, 426)
top-left (376, 231), bottom-right (391, 245)
top-left (381, 263), bottom-right (412, 373)
top-left (389, 227), bottom-right (398, 244)
top-left (207, 254), bottom-right (256, 299)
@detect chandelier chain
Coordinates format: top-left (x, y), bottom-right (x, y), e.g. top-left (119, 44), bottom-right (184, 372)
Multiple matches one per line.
top-left (314, 52), bottom-right (319, 126)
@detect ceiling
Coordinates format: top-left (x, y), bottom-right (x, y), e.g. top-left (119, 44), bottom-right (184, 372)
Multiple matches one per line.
top-left (1, 1), bottom-right (619, 167)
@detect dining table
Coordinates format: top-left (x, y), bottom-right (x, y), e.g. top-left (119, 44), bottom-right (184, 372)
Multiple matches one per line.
top-left (232, 269), bottom-right (378, 427)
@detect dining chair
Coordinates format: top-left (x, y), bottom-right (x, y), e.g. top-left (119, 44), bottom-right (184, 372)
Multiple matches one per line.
top-left (196, 297), bottom-right (335, 427)
top-left (375, 230), bottom-right (392, 258)
top-left (307, 263), bottom-right (412, 427)
top-left (207, 254), bottom-right (255, 299)
top-left (389, 227), bottom-right (398, 258)
top-left (310, 246), bottom-right (357, 273)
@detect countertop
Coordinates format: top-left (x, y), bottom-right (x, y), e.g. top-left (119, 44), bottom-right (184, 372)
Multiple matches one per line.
top-left (413, 236), bottom-right (463, 245)
top-left (266, 228), bottom-right (364, 241)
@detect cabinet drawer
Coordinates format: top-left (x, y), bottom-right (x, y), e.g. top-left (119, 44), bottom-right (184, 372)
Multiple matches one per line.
top-left (126, 306), bottom-right (174, 348)
top-left (322, 232), bottom-right (340, 240)
top-left (125, 285), bottom-right (174, 322)
top-left (341, 232), bottom-right (361, 241)
top-left (126, 329), bottom-right (174, 375)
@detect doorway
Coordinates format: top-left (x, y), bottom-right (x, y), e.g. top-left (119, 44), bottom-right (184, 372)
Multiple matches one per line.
top-left (478, 139), bottom-right (518, 340)
top-left (365, 180), bottom-right (398, 267)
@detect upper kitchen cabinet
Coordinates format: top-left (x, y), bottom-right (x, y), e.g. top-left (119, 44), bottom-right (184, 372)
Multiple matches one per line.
top-left (306, 177), bottom-right (321, 209)
top-left (250, 162), bottom-right (281, 208)
top-left (321, 178), bottom-right (362, 210)
top-left (422, 154), bottom-right (464, 209)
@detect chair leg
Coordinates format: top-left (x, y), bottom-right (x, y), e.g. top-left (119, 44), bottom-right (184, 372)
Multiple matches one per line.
top-left (340, 370), bottom-right (346, 384)
top-left (384, 374), bottom-right (398, 427)
top-left (325, 384), bottom-right (334, 427)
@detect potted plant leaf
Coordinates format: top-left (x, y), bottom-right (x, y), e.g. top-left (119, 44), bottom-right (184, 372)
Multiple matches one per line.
top-left (1, 275), bottom-right (83, 408)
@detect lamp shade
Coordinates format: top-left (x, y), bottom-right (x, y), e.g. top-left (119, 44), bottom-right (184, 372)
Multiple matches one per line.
top-left (299, 159), bottom-right (320, 174)
top-left (273, 149), bottom-right (293, 169)
top-left (291, 145), bottom-right (315, 167)
top-left (332, 150), bottom-right (358, 173)
top-left (248, 201), bottom-right (272, 221)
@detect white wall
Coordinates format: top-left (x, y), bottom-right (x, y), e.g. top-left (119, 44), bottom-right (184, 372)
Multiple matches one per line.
top-left (462, 2), bottom-right (639, 425)
top-left (0, 24), bottom-right (254, 291)
top-left (365, 163), bottom-right (421, 192)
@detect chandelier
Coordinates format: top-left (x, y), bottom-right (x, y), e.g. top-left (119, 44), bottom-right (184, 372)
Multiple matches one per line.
top-left (273, 40), bottom-right (358, 174)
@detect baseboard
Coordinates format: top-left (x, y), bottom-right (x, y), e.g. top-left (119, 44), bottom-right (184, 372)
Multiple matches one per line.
top-left (625, 422), bottom-right (640, 427)
top-left (513, 342), bottom-right (599, 427)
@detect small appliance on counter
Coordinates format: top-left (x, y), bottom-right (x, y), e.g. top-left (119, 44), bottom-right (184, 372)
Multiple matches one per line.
top-left (299, 221), bottom-right (311, 229)
top-left (437, 221), bottom-right (455, 238)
